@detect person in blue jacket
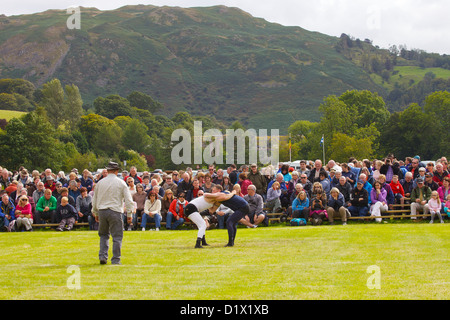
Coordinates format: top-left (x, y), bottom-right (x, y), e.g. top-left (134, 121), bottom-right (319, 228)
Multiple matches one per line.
top-left (0, 193), bottom-right (15, 232)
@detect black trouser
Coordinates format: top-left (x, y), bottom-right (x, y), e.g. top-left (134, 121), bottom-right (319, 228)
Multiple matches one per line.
top-left (292, 208), bottom-right (310, 220)
top-left (226, 204), bottom-right (250, 244)
top-left (34, 210), bottom-right (57, 224)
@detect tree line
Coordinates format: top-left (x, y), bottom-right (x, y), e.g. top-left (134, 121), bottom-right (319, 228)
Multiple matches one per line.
top-left (0, 78), bottom-right (449, 172)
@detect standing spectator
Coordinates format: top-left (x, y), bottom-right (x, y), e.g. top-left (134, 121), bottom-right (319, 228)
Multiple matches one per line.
top-left (298, 160), bottom-right (310, 177)
top-left (410, 178), bottom-right (431, 220)
top-left (247, 164), bottom-right (267, 198)
top-left (14, 195), bottom-right (33, 231)
top-left (0, 193), bottom-right (15, 231)
top-left (228, 164), bottom-right (239, 185)
top-left (92, 162), bottom-right (134, 265)
top-left (133, 184), bottom-right (147, 223)
top-left (76, 187), bottom-right (94, 230)
top-left (212, 169), bottom-right (224, 186)
top-left (162, 175), bottom-right (178, 197)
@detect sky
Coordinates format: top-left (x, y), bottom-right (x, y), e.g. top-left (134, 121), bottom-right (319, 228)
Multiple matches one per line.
top-left (2, 0), bottom-right (449, 54)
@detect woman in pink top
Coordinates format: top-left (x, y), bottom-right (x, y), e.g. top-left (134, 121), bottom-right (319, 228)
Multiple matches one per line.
top-left (15, 196), bottom-right (33, 231)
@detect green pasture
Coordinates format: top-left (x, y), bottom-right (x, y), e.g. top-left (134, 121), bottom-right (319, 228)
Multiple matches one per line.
top-left (0, 110), bottom-right (26, 121)
top-left (1, 223), bottom-right (448, 300)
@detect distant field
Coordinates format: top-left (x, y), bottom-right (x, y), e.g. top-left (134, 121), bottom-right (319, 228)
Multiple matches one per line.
top-left (0, 109), bottom-right (26, 121)
top-left (1, 223), bottom-right (448, 300)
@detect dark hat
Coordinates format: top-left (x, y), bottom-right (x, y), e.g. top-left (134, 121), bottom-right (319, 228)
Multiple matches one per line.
top-left (357, 179), bottom-right (365, 185)
top-left (425, 172), bottom-right (433, 178)
top-left (416, 178), bottom-right (424, 183)
top-left (106, 161), bottom-right (121, 171)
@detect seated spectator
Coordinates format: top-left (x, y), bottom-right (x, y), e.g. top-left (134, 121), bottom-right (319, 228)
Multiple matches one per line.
top-left (0, 193), bottom-right (16, 232)
top-left (327, 187), bottom-right (348, 225)
top-left (400, 171), bottom-right (414, 202)
top-left (437, 177), bottom-right (450, 212)
top-left (412, 167), bottom-right (427, 189)
top-left (68, 180), bottom-right (81, 203)
top-left (166, 192), bottom-right (187, 230)
top-left (32, 181), bottom-right (45, 205)
top-left (424, 172), bottom-right (439, 191)
top-left (177, 173), bottom-right (192, 196)
top-left (309, 184), bottom-right (327, 225)
top-left (35, 188), bottom-right (58, 224)
top-left (56, 196), bottom-right (78, 231)
top-left (299, 173), bottom-right (312, 196)
top-left (291, 190), bottom-right (310, 221)
top-left (378, 174), bottom-right (395, 210)
top-left (410, 178), bottom-right (431, 220)
top-left (308, 159), bottom-right (328, 183)
top-left (80, 169), bottom-right (94, 192)
top-left (124, 166), bottom-right (142, 185)
top-left (336, 176), bottom-right (352, 207)
top-left (319, 171), bottom-right (331, 197)
top-left (370, 181), bottom-right (388, 223)
top-left (389, 175), bottom-right (404, 205)
top-left (428, 191), bottom-right (444, 224)
top-left (76, 187), bottom-right (95, 230)
top-left (358, 173), bottom-right (373, 205)
top-left (298, 160), bottom-right (310, 177)
top-left (348, 180), bottom-right (369, 218)
top-left (162, 175), bottom-right (178, 197)
top-left (341, 163), bottom-right (356, 185)
top-left (215, 203), bottom-right (233, 230)
top-left (379, 158), bottom-right (399, 183)
top-left (14, 195), bottom-right (33, 231)
top-left (242, 185), bottom-right (266, 228)
top-left (57, 171), bottom-right (68, 187)
top-left (186, 179), bottom-right (204, 202)
top-left (237, 172), bottom-right (251, 196)
top-left (266, 181), bottom-right (282, 213)
top-left (160, 189), bottom-right (174, 222)
top-left (280, 164), bottom-right (292, 183)
top-left (44, 176), bottom-right (56, 192)
top-left (433, 163), bottom-right (449, 187)
top-left (221, 176), bottom-right (234, 192)
top-left (141, 190), bottom-right (162, 231)
top-left (330, 170), bottom-right (342, 189)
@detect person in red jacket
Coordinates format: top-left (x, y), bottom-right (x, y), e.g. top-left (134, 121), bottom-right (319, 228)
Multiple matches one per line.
top-left (238, 173), bottom-right (252, 196)
top-left (166, 193), bottom-right (188, 230)
top-left (389, 175), bottom-right (404, 205)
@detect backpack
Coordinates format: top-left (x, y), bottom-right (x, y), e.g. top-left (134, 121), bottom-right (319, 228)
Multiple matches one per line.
top-left (290, 218), bottom-right (307, 226)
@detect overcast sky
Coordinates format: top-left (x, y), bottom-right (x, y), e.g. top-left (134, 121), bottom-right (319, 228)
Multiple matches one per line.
top-left (2, 0), bottom-right (449, 54)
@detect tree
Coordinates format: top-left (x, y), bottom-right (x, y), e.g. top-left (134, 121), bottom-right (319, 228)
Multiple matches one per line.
top-left (39, 79), bottom-right (65, 128)
top-left (127, 91), bottom-right (164, 114)
top-left (94, 94), bottom-right (134, 119)
top-left (39, 79), bottom-right (83, 129)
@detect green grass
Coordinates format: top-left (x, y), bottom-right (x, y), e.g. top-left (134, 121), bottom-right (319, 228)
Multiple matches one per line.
top-left (1, 223), bottom-right (449, 300)
top-left (0, 109), bottom-right (26, 120)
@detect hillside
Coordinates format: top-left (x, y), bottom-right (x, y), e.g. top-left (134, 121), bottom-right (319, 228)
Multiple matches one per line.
top-left (0, 5), bottom-right (447, 132)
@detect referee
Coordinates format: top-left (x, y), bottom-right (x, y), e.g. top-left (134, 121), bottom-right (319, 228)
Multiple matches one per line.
top-left (93, 162), bottom-right (134, 265)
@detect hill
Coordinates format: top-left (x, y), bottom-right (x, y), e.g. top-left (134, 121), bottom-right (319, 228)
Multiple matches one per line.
top-left (0, 5), bottom-right (448, 132)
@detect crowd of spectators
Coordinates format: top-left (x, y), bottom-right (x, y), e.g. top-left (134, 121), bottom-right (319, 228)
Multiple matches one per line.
top-left (1, 154), bottom-right (449, 232)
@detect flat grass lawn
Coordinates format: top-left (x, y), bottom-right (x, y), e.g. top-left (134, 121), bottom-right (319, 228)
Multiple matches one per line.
top-left (1, 223), bottom-right (449, 300)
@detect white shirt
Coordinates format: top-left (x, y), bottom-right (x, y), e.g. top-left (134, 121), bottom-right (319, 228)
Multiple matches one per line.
top-left (189, 196), bottom-right (214, 212)
top-left (92, 173), bottom-right (135, 217)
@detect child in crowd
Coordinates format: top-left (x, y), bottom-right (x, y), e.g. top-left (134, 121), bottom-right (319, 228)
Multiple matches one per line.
top-left (310, 189), bottom-right (327, 226)
top-left (428, 191), bottom-right (444, 224)
top-left (389, 175), bottom-right (404, 204)
top-left (56, 196), bottom-right (78, 231)
top-left (443, 194), bottom-right (450, 218)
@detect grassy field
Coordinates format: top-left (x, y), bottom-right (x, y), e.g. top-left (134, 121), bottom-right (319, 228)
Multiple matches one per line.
top-left (0, 109), bottom-right (26, 121)
top-left (1, 223), bottom-right (449, 300)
